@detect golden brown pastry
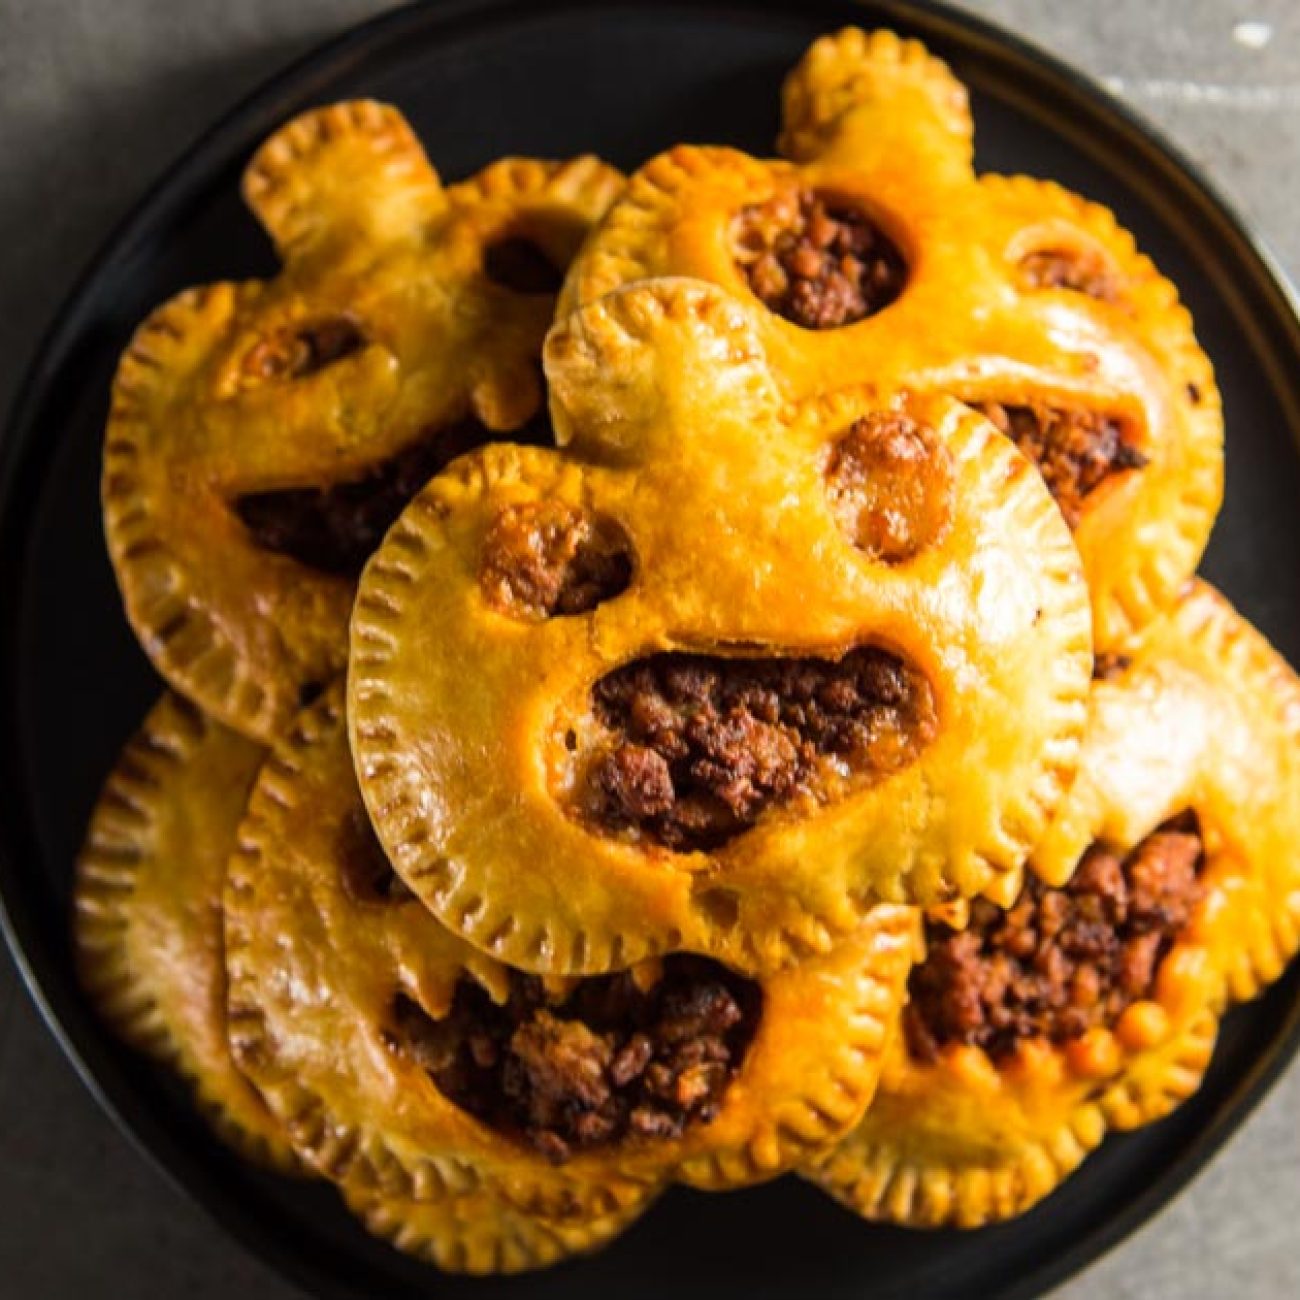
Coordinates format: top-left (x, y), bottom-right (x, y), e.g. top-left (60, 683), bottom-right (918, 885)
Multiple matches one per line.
top-left (349, 276), bottom-right (1091, 976)
top-left (224, 686), bottom-right (917, 1217)
top-left (802, 582), bottom-right (1300, 1227)
top-left (72, 692), bottom-right (298, 1172)
top-left (104, 99), bottom-right (624, 740)
top-left (561, 28), bottom-right (1222, 649)
top-left (340, 1184), bottom-right (651, 1275)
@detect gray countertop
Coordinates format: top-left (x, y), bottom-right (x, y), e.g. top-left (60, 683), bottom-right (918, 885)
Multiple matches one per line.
top-left (2, 2), bottom-right (1298, 1296)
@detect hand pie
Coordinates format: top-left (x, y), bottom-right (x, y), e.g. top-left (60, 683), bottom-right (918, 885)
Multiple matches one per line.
top-left (72, 693), bottom-right (298, 1173)
top-left (349, 277), bottom-right (1090, 976)
top-left (104, 99), bottom-right (623, 740)
top-left (561, 28), bottom-right (1222, 648)
top-left (802, 582), bottom-right (1300, 1227)
top-left (224, 686), bottom-right (917, 1217)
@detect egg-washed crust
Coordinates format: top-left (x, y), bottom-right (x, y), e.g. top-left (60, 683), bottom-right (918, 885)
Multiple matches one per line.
top-left (349, 277), bottom-right (1089, 975)
top-left (802, 581), bottom-right (1300, 1228)
top-left (72, 692), bottom-right (300, 1174)
top-left (560, 28), bottom-right (1222, 650)
top-left (225, 683), bottom-right (917, 1220)
top-left (340, 1182), bottom-right (653, 1276)
top-left (104, 99), bottom-right (624, 741)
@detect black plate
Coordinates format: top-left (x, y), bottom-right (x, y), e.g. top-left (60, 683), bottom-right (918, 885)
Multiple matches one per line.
top-left (3, 2), bottom-right (1300, 1298)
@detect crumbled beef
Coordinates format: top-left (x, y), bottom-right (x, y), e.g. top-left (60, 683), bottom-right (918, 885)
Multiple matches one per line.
top-left (582, 646), bottom-right (935, 851)
top-left (479, 501), bottom-right (633, 619)
top-left (233, 412), bottom-right (552, 576)
top-left (1019, 248), bottom-right (1119, 301)
top-left (975, 401), bottom-right (1148, 529)
top-left (391, 956), bottom-right (761, 1163)
top-left (825, 413), bottom-right (954, 562)
top-left (482, 236), bottom-right (564, 294)
top-left (904, 815), bottom-right (1204, 1062)
top-left (242, 317), bottom-right (365, 381)
top-left (733, 187), bottom-right (906, 329)
top-left (336, 805), bottom-right (413, 904)
top-left (1092, 652), bottom-right (1132, 681)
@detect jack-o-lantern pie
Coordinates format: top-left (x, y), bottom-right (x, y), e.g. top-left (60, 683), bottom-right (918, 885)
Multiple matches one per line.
top-left (348, 277), bottom-right (1091, 975)
top-left (803, 583), bottom-right (1300, 1228)
top-left (223, 686), bottom-right (916, 1241)
top-left (72, 692), bottom-right (299, 1173)
top-left (104, 99), bottom-right (623, 740)
top-left (562, 28), bottom-right (1222, 649)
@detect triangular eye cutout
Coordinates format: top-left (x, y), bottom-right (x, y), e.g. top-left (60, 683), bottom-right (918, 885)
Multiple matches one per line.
top-left (242, 100), bottom-right (446, 258)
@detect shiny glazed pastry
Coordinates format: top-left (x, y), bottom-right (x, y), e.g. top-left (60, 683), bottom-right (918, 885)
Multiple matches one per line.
top-left (224, 686), bottom-right (917, 1224)
top-left (72, 693), bottom-right (298, 1172)
top-left (802, 582), bottom-right (1300, 1227)
top-left (349, 276), bottom-right (1091, 976)
top-left (562, 28), bottom-right (1222, 649)
top-left (103, 99), bottom-right (624, 740)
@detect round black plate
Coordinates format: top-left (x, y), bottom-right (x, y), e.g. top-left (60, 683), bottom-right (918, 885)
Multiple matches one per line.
top-left (3, 2), bottom-right (1300, 1298)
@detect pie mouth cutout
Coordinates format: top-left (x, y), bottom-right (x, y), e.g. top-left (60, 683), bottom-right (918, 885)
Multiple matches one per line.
top-left (103, 99), bottom-right (624, 740)
top-left (349, 277), bottom-right (1091, 975)
top-left (803, 582), bottom-right (1300, 1228)
top-left (560, 26), bottom-right (1222, 648)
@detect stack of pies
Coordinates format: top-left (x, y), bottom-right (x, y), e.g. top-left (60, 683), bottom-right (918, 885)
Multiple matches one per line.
top-left (74, 29), bottom-right (1300, 1273)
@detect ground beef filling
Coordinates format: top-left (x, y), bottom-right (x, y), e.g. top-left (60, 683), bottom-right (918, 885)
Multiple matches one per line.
top-left (233, 413), bottom-right (551, 576)
top-left (825, 413), bottom-right (954, 562)
top-left (241, 317), bottom-right (366, 382)
top-left (391, 956), bottom-right (761, 1163)
top-left (479, 501), bottom-right (634, 618)
top-left (904, 816), bottom-right (1205, 1062)
top-left (732, 187), bottom-right (906, 329)
top-left (975, 401), bottom-right (1148, 529)
top-left (1018, 248), bottom-right (1120, 301)
top-left (580, 647), bottom-right (936, 851)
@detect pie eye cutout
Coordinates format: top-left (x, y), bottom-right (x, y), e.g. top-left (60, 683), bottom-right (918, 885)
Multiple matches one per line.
top-left (240, 316), bottom-right (366, 382)
top-left (224, 685), bottom-right (917, 1206)
top-left (1016, 245), bottom-right (1121, 301)
top-left (388, 957), bottom-right (761, 1165)
top-left (350, 279), bottom-right (1092, 973)
top-left (479, 501), bottom-right (634, 619)
top-left (572, 646), bottom-right (936, 852)
top-left (971, 401), bottom-right (1147, 531)
top-left (802, 582), bottom-right (1300, 1229)
top-left (824, 412), bottom-right (955, 561)
top-left (103, 99), bottom-right (624, 740)
top-left (731, 188), bottom-right (906, 328)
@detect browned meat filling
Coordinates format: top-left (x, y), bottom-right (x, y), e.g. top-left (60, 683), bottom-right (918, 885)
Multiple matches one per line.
top-left (390, 956), bottom-right (761, 1163)
top-left (825, 413), bottom-right (954, 562)
top-left (579, 647), bottom-right (936, 851)
top-left (336, 805), bottom-right (413, 904)
top-left (233, 414), bottom-right (551, 576)
top-left (904, 815), bottom-right (1204, 1062)
top-left (482, 236), bottom-right (565, 294)
top-left (1092, 652), bottom-right (1132, 681)
top-left (1019, 248), bottom-right (1119, 302)
top-left (479, 501), bottom-right (634, 618)
top-left (975, 401), bottom-right (1148, 529)
top-left (242, 317), bottom-right (365, 381)
top-left (732, 188), bottom-right (906, 329)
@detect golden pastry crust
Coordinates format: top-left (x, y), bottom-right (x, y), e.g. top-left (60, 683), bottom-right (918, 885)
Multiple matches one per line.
top-left (349, 277), bottom-right (1090, 974)
top-left (803, 581), bottom-right (1300, 1227)
top-left (104, 99), bottom-right (624, 740)
top-left (72, 693), bottom-right (298, 1173)
top-left (225, 685), bottom-right (917, 1212)
top-left (560, 28), bottom-right (1222, 649)
top-left (341, 1183), bottom-right (650, 1275)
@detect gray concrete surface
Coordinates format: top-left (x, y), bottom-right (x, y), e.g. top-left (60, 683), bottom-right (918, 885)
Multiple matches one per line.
top-left (2, 1), bottom-right (1299, 1296)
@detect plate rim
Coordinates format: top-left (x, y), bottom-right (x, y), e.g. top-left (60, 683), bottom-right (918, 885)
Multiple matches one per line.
top-left (2, 2), bottom-right (1300, 1297)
